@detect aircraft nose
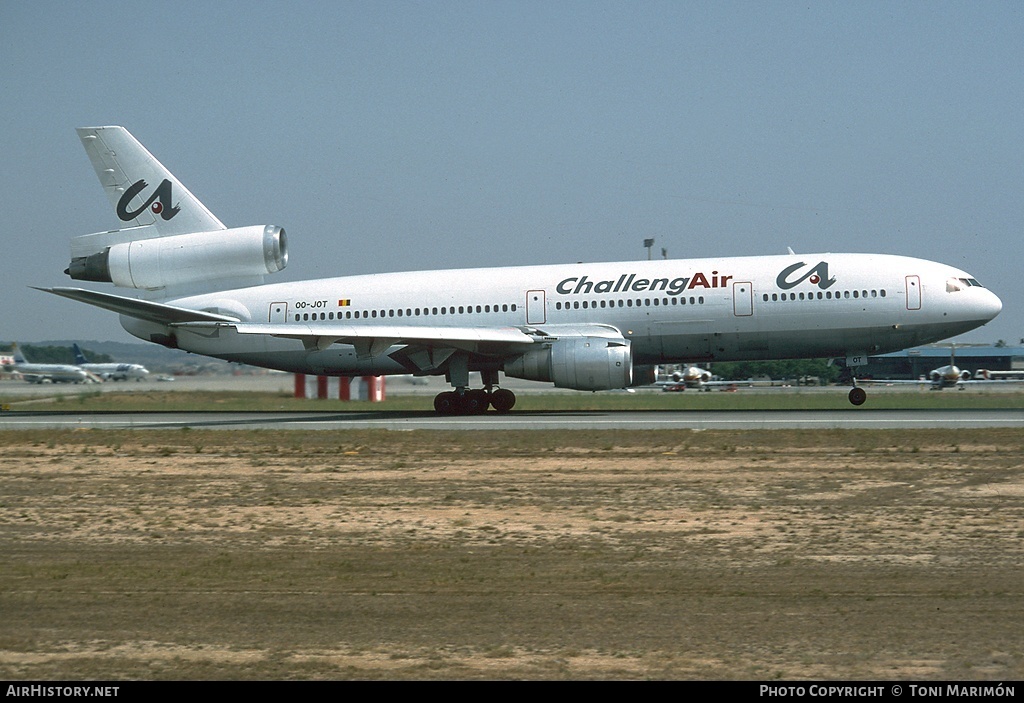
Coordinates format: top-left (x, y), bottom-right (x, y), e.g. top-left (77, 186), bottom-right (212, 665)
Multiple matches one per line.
top-left (980, 289), bottom-right (1002, 321)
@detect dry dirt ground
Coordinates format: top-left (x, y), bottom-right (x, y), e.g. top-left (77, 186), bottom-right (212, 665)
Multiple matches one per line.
top-left (1, 428), bottom-right (1022, 680)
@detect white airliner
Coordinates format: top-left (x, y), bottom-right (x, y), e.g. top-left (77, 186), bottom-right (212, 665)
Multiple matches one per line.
top-left (864, 345), bottom-right (1024, 391)
top-left (38, 126), bottom-right (1002, 413)
top-left (72, 343), bottom-right (149, 381)
top-left (656, 365), bottom-right (749, 391)
top-left (4, 343), bottom-right (91, 384)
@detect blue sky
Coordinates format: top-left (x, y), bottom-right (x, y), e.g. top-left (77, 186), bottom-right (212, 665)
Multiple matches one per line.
top-left (2, 1), bottom-right (1022, 345)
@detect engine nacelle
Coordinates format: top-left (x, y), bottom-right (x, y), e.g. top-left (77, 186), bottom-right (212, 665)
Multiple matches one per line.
top-left (505, 336), bottom-right (632, 391)
top-left (66, 225), bottom-right (287, 290)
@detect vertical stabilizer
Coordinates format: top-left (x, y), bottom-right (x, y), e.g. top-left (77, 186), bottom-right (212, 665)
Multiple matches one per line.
top-left (11, 343), bottom-right (27, 364)
top-left (77, 126), bottom-right (225, 236)
top-left (68, 127), bottom-right (286, 297)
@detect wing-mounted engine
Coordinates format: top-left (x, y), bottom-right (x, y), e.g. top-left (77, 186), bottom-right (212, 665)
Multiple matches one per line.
top-left (504, 325), bottom-right (632, 391)
top-left (65, 225), bottom-right (287, 291)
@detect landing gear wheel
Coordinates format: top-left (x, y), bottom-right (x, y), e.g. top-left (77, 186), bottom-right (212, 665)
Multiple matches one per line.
top-left (463, 389), bottom-right (490, 415)
top-left (490, 388), bottom-right (516, 414)
top-left (848, 387), bottom-right (867, 406)
top-left (434, 391), bottom-right (460, 415)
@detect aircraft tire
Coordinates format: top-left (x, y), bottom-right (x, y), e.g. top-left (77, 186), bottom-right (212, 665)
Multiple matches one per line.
top-left (490, 388), bottom-right (516, 414)
top-left (463, 389), bottom-right (490, 415)
top-left (433, 391), bottom-right (460, 415)
top-left (848, 387), bottom-right (867, 406)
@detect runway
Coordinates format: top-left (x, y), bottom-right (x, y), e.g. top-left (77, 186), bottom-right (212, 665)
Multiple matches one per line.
top-left (3, 408), bottom-right (1024, 430)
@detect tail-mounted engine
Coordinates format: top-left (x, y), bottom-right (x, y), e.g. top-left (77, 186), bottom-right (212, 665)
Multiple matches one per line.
top-left (66, 225), bottom-right (287, 290)
top-left (504, 335), bottom-right (632, 391)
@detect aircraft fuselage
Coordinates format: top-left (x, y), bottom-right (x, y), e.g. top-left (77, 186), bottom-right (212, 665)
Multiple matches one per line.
top-left (120, 252), bottom-right (1001, 377)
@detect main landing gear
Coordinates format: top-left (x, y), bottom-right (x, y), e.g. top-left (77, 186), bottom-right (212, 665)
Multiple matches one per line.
top-left (432, 363), bottom-right (516, 415)
top-left (433, 387), bottom-right (516, 415)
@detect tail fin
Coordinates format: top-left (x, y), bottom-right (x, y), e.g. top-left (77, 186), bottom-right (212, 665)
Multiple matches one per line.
top-left (72, 343), bottom-right (88, 365)
top-left (11, 343), bottom-right (27, 365)
top-left (77, 127), bottom-right (224, 237)
top-left (66, 127), bottom-right (286, 296)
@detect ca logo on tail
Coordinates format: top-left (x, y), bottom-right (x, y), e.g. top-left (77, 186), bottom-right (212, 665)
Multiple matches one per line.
top-left (116, 179), bottom-right (180, 221)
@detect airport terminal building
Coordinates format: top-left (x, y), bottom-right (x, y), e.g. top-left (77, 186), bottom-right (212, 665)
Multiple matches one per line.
top-left (865, 344), bottom-right (1024, 380)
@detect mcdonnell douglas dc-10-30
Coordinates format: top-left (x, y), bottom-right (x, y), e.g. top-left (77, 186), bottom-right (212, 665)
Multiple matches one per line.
top-left (38, 127), bottom-right (1002, 413)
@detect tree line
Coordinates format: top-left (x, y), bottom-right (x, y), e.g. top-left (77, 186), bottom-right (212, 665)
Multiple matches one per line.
top-left (0, 344), bottom-right (113, 365)
top-left (708, 358), bottom-right (840, 384)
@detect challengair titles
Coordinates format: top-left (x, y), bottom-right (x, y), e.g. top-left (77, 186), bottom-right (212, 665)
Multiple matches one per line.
top-left (556, 271), bottom-right (733, 297)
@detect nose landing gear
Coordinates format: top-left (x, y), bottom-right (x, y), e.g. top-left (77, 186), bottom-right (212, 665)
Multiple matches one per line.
top-left (835, 357), bottom-right (869, 406)
top-left (848, 385), bottom-right (867, 406)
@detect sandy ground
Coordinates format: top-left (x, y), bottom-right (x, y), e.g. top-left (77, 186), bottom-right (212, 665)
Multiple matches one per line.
top-left (1, 429), bottom-right (1022, 679)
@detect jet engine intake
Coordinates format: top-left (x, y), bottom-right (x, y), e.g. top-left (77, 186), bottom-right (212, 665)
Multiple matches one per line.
top-left (505, 336), bottom-right (632, 391)
top-left (66, 225), bottom-right (287, 290)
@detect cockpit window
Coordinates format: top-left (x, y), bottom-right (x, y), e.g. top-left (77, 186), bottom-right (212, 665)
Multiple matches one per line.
top-left (947, 277), bottom-right (985, 292)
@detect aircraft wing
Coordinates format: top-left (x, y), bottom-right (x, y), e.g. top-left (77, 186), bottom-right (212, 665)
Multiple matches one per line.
top-left (963, 378), bottom-right (1024, 386)
top-left (176, 320), bottom-right (538, 359)
top-left (857, 378), bottom-right (930, 385)
top-left (37, 286), bottom-right (617, 369)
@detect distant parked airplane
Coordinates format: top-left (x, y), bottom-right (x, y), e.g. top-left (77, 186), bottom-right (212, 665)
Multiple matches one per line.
top-left (656, 365), bottom-right (751, 391)
top-left (862, 345), bottom-right (1024, 391)
top-left (72, 343), bottom-right (149, 381)
top-left (4, 343), bottom-right (91, 384)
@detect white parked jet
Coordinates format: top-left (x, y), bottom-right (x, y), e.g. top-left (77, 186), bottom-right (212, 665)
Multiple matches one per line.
top-left (4, 343), bottom-right (91, 384)
top-left (863, 345), bottom-right (1024, 391)
top-left (656, 365), bottom-right (748, 392)
top-left (39, 127), bottom-right (1002, 413)
top-left (72, 343), bottom-right (149, 381)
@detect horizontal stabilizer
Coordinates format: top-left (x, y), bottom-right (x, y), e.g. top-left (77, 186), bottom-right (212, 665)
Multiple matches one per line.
top-left (35, 287), bottom-right (239, 325)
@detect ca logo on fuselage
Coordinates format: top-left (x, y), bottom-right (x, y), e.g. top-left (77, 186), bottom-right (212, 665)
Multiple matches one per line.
top-left (776, 261), bottom-right (836, 290)
top-left (116, 179), bottom-right (180, 222)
